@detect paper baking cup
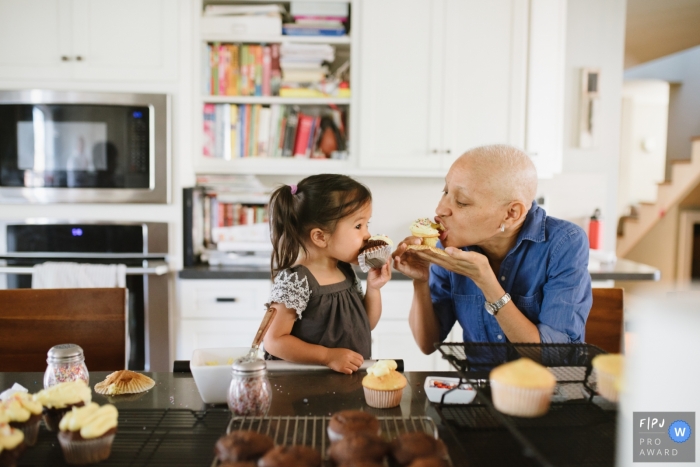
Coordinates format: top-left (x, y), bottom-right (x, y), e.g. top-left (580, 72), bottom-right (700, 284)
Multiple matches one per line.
top-left (490, 380), bottom-right (554, 417)
top-left (358, 245), bottom-right (392, 273)
top-left (43, 407), bottom-right (71, 432)
top-left (58, 432), bottom-right (116, 465)
top-left (12, 417), bottom-right (41, 446)
top-left (363, 387), bottom-right (403, 409)
top-left (593, 368), bottom-right (619, 402)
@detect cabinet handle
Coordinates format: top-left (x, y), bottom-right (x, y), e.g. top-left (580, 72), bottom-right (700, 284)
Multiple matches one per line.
top-left (444, 149), bottom-right (451, 154)
top-left (431, 149), bottom-right (439, 154)
top-left (61, 56), bottom-right (70, 61)
top-left (75, 56), bottom-right (84, 61)
top-left (216, 297), bottom-right (238, 303)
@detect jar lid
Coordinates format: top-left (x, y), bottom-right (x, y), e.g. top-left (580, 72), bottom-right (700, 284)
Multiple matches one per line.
top-left (47, 343), bottom-right (84, 363)
top-left (232, 359), bottom-right (267, 374)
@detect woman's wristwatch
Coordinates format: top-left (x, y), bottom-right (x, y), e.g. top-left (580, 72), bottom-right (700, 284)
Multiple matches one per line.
top-left (484, 293), bottom-right (511, 316)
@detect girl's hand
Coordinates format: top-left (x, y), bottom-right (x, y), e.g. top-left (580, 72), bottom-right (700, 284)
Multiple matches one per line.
top-left (324, 348), bottom-right (364, 374)
top-left (392, 236), bottom-right (432, 283)
top-left (366, 262), bottom-right (391, 290)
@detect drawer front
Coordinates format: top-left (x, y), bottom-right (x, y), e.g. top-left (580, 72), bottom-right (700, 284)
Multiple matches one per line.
top-left (179, 279), bottom-right (271, 319)
top-left (175, 318), bottom-right (263, 361)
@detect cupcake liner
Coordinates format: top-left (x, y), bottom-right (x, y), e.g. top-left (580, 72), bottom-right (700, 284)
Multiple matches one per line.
top-left (363, 387), bottom-right (403, 409)
top-left (358, 245), bottom-right (392, 273)
top-left (11, 417), bottom-right (41, 447)
top-left (593, 368), bottom-right (619, 402)
top-left (43, 408), bottom-right (71, 432)
top-left (0, 440), bottom-right (26, 467)
top-left (58, 432), bottom-right (115, 465)
top-left (489, 380), bottom-right (554, 417)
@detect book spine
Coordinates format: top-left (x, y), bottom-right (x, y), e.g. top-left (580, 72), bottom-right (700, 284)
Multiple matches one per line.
top-left (270, 43), bottom-right (281, 96)
top-left (223, 103), bottom-right (231, 160)
top-left (210, 42), bottom-right (220, 95)
top-left (219, 44), bottom-right (228, 95)
top-left (244, 104), bottom-right (251, 157)
top-left (202, 43), bottom-right (211, 95)
top-left (293, 114), bottom-right (313, 158)
top-left (282, 108), bottom-right (299, 158)
top-left (227, 44), bottom-right (239, 96)
top-left (254, 45), bottom-right (263, 96)
top-left (262, 46), bottom-right (271, 97)
top-left (202, 104), bottom-right (216, 157)
top-left (230, 104), bottom-right (239, 158)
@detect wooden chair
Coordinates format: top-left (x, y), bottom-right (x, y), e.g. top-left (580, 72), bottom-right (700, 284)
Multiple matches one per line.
top-left (586, 288), bottom-right (624, 353)
top-left (0, 288), bottom-right (127, 372)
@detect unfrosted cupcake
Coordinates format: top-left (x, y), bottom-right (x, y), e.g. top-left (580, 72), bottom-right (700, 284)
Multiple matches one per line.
top-left (0, 423), bottom-right (26, 467)
top-left (327, 410), bottom-right (380, 442)
top-left (34, 380), bottom-right (92, 431)
top-left (58, 402), bottom-right (118, 465)
top-left (592, 354), bottom-right (624, 402)
top-left (489, 358), bottom-right (557, 417)
top-left (361, 360), bottom-right (407, 409)
top-left (358, 235), bottom-right (393, 272)
top-left (3, 393), bottom-right (43, 446)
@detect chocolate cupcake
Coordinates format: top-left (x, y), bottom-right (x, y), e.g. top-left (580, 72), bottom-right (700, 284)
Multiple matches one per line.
top-left (390, 432), bottom-right (447, 466)
top-left (3, 393), bottom-right (43, 446)
top-left (327, 410), bottom-right (380, 442)
top-left (358, 235), bottom-right (393, 272)
top-left (328, 432), bottom-right (389, 465)
top-left (258, 445), bottom-right (322, 467)
top-left (0, 423), bottom-right (26, 467)
top-left (57, 402), bottom-right (118, 465)
top-left (214, 431), bottom-right (274, 463)
top-left (34, 380), bottom-right (92, 432)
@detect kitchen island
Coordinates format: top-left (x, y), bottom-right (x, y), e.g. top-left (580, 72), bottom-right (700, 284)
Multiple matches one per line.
top-left (1, 370), bottom-right (555, 467)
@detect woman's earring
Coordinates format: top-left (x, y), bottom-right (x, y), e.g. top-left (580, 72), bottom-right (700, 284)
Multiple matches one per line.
top-left (500, 223), bottom-right (505, 232)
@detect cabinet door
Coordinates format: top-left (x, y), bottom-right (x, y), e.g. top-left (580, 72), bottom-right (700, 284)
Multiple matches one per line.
top-left (358, 0), bottom-right (445, 170)
top-left (179, 279), bottom-right (271, 320)
top-left (175, 319), bottom-right (262, 361)
top-left (0, 0), bottom-right (73, 80)
top-left (71, 0), bottom-right (178, 81)
top-left (441, 0), bottom-right (529, 167)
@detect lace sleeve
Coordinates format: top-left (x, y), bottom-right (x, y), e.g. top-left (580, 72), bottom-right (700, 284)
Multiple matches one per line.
top-left (265, 270), bottom-right (312, 319)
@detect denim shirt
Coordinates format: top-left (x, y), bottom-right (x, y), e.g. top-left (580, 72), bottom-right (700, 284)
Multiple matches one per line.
top-left (430, 201), bottom-right (592, 344)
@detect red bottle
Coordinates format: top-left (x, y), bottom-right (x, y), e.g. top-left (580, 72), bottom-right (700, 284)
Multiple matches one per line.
top-left (588, 209), bottom-right (602, 250)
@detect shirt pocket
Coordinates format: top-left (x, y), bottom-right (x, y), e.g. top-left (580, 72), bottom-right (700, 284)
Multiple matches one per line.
top-left (511, 292), bottom-right (542, 324)
top-left (451, 294), bottom-right (487, 342)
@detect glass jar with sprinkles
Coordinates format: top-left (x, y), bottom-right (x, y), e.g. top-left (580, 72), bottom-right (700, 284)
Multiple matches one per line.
top-left (44, 343), bottom-right (89, 389)
top-left (227, 359), bottom-right (271, 416)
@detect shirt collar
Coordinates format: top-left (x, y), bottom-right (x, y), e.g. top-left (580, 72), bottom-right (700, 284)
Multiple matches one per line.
top-left (514, 200), bottom-right (547, 246)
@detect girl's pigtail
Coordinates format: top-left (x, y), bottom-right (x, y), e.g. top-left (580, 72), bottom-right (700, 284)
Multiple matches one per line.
top-left (269, 184), bottom-right (305, 279)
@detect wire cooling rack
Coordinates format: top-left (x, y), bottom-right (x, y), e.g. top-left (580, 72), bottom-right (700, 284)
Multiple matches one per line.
top-left (18, 408), bottom-right (231, 467)
top-left (225, 415), bottom-right (453, 467)
top-left (433, 343), bottom-right (617, 467)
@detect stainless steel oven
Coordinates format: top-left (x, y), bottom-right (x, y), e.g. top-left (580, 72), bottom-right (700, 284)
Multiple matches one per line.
top-left (0, 90), bottom-right (170, 203)
top-left (0, 221), bottom-right (170, 371)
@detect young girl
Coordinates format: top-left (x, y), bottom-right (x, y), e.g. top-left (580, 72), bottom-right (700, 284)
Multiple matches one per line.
top-left (263, 174), bottom-right (391, 374)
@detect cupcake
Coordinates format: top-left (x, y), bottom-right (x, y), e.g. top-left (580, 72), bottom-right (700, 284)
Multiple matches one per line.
top-left (57, 402), bottom-right (118, 465)
top-left (0, 423), bottom-right (26, 467)
top-left (328, 432), bottom-right (389, 465)
top-left (327, 410), bottom-right (380, 442)
top-left (34, 380), bottom-right (92, 431)
top-left (94, 370), bottom-right (155, 395)
top-left (358, 235), bottom-right (394, 272)
top-left (409, 218), bottom-right (443, 248)
top-left (489, 358), bottom-right (557, 417)
top-left (361, 360), bottom-right (407, 409)
top-left (591, 354), bottom-right (624, 402)
top-left (214, 431), bottom-right (274, 463)
top-left (258, 445), bottom-right (322, 467)
top-left (390, 431), bottom-right (447, 466)
top-left (3, 393), bottom-right (43, 446)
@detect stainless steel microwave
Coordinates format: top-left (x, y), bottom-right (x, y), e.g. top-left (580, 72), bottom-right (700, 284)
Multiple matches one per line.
top-left (0, 90), bottom-right (170, 204)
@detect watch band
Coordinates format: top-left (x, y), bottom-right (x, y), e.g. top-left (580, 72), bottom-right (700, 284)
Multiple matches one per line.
top-left (484, 293), bottom-right (511, 316)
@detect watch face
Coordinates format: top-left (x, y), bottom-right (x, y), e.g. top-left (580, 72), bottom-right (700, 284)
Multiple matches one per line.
top-left (484, 302), bottom-right (495, 315)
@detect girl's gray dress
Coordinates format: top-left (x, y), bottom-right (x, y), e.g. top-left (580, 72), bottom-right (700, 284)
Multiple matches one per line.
top-left (264, 261), bottom-right (372, 359)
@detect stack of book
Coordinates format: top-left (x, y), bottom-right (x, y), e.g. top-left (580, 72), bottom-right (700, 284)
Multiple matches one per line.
top-left (284, 2), bottom-right (349, 36)
top-left (204, 43), bottom-right (282, 96)
top-left (279, 43), bottom-right (335, 97)
top-left (202, 103), bottom-right (346, 160)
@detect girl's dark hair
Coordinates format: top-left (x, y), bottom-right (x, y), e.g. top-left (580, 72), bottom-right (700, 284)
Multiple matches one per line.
top-left (269, 174), bottom-right (372, 278)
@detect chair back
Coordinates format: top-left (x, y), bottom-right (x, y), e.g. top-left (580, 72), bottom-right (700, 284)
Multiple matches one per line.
top-left (0, 288), bottom-right (127, 372)
top-left (586, 288), bottom-right (624, 353)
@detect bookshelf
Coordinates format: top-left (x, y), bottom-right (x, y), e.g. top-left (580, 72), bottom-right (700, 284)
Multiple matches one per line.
top-left (194, 0), bottom-right (358, 175)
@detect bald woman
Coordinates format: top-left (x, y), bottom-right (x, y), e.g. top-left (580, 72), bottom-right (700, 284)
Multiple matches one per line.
top-left (393, 144), bottom-right (592, 352)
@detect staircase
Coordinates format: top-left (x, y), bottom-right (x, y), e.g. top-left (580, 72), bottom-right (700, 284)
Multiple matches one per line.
top-left (617, 137), bottom-right (700, 257)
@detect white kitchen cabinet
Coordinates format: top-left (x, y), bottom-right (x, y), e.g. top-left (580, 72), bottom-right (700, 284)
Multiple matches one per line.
top-left (358, 0), bottom-right (565, 177)
top-left (176, 318), bottom-right (263, 361)
top-left (0, 0), bottom-right (178, 82)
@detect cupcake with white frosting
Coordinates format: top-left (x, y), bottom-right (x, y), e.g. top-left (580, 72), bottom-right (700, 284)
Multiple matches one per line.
top-left (58, 402), bottom-right (118, 465)
top-left (3, 393), bottom-right (43, 446)
top-left (0, 422), bottom-right (26, 467)
top-left (34, 380), bottom-right (92, 432)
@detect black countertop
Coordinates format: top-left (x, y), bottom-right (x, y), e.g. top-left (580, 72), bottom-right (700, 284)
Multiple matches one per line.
top-left (179, 257), bottom-right (660, 281)
top-left (1, 371), bottom-right (540, 467)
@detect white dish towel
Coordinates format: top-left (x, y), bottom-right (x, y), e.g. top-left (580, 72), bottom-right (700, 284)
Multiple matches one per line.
top-left (32, 262), bottom-right (127, 289)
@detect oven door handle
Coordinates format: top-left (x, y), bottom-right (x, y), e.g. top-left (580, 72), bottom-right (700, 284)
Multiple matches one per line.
top-left (0, 261), bottom-right (169, 276)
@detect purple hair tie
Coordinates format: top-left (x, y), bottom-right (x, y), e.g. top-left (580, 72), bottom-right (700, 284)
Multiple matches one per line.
top-left (290, 184), bottom-right (298, 195)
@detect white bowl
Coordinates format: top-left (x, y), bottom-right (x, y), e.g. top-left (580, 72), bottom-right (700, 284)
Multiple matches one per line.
top-left (190, 347), bottom-right (249, 404)
top-left (424, 376), bottom-right (477, 404)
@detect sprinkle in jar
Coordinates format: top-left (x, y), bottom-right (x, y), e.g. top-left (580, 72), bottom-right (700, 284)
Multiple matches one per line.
top-left (44, 343), bottom-right (89, 389)
top-left (227, 359), bottom-right (271, 417)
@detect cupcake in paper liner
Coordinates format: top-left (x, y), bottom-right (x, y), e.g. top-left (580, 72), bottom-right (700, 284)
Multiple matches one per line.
top-left (358, 235), bottom-right (393, 273)
top-left (361, 360), bottom-right (407, 409)
top-left (591, 354), bottom-right (623, 402)
top-left (58, 402), bottom-right (118, 465)
top-left (3, 393), bottom-right (43, 446)
top-left (34, 380), bottom-right (92, 432)
top-left (0, 422), bottom-right (26, 467)
top-left (489, 358), bottom-right (557, 418)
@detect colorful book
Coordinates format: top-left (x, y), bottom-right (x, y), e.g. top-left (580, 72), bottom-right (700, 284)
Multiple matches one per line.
top-left (202, 104), bottom-right (216, 157)
top-left (258, 106), bottom-right (271, 157)
top-left (254, 45), bottom-right (263, 96)
top-left (226, 44), bottom-right (239, 96)
top-left (230, 105), bottom-right (239, 159)
top-left (270, 44), bottom-right (282, 96)
top-left (210, 42), bottom-right (220, 95)
top-left (282, 108), bottom-right (299, 157)
top-left (262, 46), bottom-right (271, 97)
top-left (202, 43), bottom-right (211, 95)
top-left (293, 113), bottom-right (314, 158)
